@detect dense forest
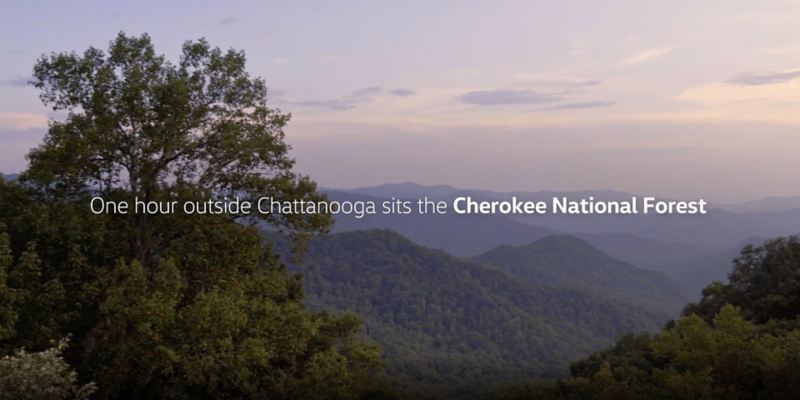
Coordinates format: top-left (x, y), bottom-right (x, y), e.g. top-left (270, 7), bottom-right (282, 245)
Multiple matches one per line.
top-left (268, 230), bottom-right (673, 396)
top-left (2, 32), bottom-right (800, 400)
top-left (0, 34), bottom-right (387, 399)
top-left (491, 236), bottom-right (800, 400)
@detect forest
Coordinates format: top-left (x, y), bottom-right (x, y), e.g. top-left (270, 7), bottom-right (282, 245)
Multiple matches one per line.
top-left (1, 33), bottom-right (799, 400)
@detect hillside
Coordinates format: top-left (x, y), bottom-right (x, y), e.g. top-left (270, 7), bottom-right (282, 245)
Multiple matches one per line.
top-left (474, 235), bottom-right (689, 315)
top-left (267, 230), bottom-right (673, 395)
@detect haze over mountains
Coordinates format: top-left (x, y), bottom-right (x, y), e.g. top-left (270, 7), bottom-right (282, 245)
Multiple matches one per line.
top-left (473, 235), bottom-right (688, 315)
top-left (325, 182), bottom-right (800, 297)
top-left (2, 173), bottom-right (787, 296)
top-left (264, 181), bottom-right (788, 393)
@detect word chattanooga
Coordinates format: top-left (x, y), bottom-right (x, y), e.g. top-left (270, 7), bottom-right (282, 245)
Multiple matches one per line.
top-left (90, 195), bottom-right (708, 218)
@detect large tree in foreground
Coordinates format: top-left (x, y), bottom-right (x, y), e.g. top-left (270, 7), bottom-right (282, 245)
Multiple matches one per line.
top-left (0, 33), bottom-right (384, 399)
top-left (27, 31), bottom-right (330, 266)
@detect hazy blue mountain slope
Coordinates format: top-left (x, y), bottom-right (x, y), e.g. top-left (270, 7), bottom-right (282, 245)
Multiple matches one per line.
top-left (474, 235), bottom-right (689, 315)
top-left (669, 237), bottom-right (768, 297)
top-left (336, 182), bottom-right (800, 249)
top-left (326, 190), bottom-right (558, 256)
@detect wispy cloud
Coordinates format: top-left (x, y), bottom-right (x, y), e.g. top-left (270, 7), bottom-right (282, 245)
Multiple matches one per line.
top-left (289, 86), bottom-right (415, 110)
top-left (0, 76), bottom-right (29, 88)
top-left (460, 89), bottom-right (562, 106)
top-left (514, 75), bottom-right (600, 89)
top-left (389, 88), bottom-right (415, 97)
top-left (727, 69), bottom-right (800, 86)
top-left (619, 47), bottom-right (672, 67)
top-left (349, 86), bottom-right (382, 98)
top-left (0, 113), bottom-right (48, 130)
top-left (545, 101), bottom-right (614, 111)
top-left (218, 17), bottom-right (238, 27)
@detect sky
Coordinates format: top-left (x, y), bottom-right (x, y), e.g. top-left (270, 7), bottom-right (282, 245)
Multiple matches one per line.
top-left (1, 0), bottom-right (800, 202)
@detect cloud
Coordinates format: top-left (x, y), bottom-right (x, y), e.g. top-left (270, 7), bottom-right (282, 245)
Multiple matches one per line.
top-left (218, 17), bottom-right (238, 27)
top-left (727, 69), bottom-right (800, 86)
top-left (0, 113), bottom-right (48, 130)
top-left (0, 76), bottom-right (29, 87)
top-left (389, 88), bottom-right (415, 97)
top-left (619, 47), bottom-right (672, 67)
top-left (290, 86), bottom-right (414, 110)
top-left (515, 75), bottom-right (600, 89)
top-left (677, 78), bottom-right (800, 111)
top-left (460, 89), bottom-right (562, 106)
top-left (348, 86), bottom-right (382, 98)
top-left (293, 99), bottom-right (356, 110)
top-left (545, 101), bottom-right (615, 111)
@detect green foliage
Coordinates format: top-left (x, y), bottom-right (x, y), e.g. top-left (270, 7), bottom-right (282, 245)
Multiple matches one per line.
top-left (26, 31), bottom-right (330, 264)
top-left (0, 340), bottom-right (96, 400)
top-left (0, 224), bottom-right (17, 340)
top-left (0, 33), bottom-right (385, 399)
top-left (269, 229), bottom-right (672, 396)
top-left (684, 236), bottom-right (800, 323)
top-left (494, 237), bottom-right (800, 400)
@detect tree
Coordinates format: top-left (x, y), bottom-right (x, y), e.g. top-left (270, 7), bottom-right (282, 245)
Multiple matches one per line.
top-left (27, 32), bottom-right (331, 267)
top-left (684, 236), bottom-right (800, 323)
top-left (0, 33), bottom-right (384, 399)
top-left (0, 340), bottom-right (96, 400)
top-left (0, 223), bottom-right (17, 341)
top-left (509, 236), bottom-right (800, 400)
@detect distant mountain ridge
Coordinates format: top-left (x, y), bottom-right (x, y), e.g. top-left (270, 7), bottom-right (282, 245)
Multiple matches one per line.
top-left (713, 196), bottom-right (800, 213)
top-left (474, 235), bottom-right (689, 315)
top-left (325, 189), bottom-right (558, 256)
top-left (327, 183), bottom-right (800, 278)
top-left (334, 181), bottom-right (800, 214)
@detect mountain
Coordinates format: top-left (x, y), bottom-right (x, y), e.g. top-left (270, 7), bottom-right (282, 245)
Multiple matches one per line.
top-left (334, 182), bottom-right (800, 249)
top-left (715, 196), bottom-right (800, 213)
top-left (342, 181), bottom-right (463, 199)
top-left (344, 182), bottom-right (641, 204)
top-left (473, 235), bottom-right (689, 315)
top-left (326, 190), bottom-right (558, 256)
top-left (0, 173), bottom-right (19, 181)
top-left (327, 189), bottom-right (718, 268)
top-left (511, 208), bottom-right (800, 248)
top-left (327, 182), bottom-right (800, 297)
top-left (572, 232), bottom-right (721, 274)
top-left (268, 230), bottom-right (672, 395)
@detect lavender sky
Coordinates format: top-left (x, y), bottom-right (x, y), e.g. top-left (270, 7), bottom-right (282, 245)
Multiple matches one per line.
top-left (2, 1), bottom-right (800, 202)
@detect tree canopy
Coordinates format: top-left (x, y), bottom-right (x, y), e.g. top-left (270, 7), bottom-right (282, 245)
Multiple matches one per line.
top-left (492, 236), bottom-right (800, 400)
top-left (0, 33), bottom-right (384, 399)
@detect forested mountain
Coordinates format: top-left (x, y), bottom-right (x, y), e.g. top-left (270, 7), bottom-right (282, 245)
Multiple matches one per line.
top-left (328, 183), bottom-right (800, 298)
top-left (571, 232), bottom-right (720, 275)
top-left (268, 229), bottom-right (673, 396)
top-left (474, 236), bottom-right (688, 315)
top-left (500, 236), bottom-right (800, 400)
